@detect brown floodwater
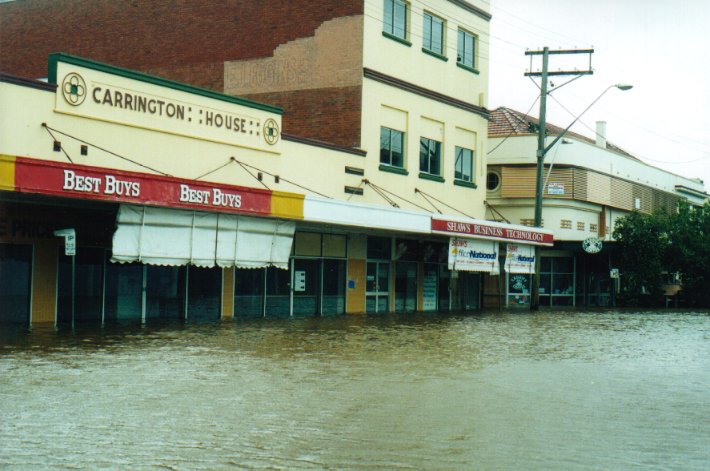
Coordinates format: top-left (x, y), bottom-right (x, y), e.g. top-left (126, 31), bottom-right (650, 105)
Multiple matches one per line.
top-left (1, 310), bottom-right (709, 470)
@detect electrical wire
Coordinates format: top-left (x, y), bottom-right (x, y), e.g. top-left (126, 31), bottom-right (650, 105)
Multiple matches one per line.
top-left (487, 96), bottom-right (539, 155)
top-left (414, 188), bottom-right (477, 219)
top-left (194, 157), bottom-right (236, 180)
top-left (234, 160), bottom-right (270, 190)
top-left (414, 189), bottom-right (443, 214)
top-left (233, 158), bottom-right (332, 198)
top-left (363, 179), bottom-right (432, 212)
top-left (41, 123), bottom-right (171, 176)
top-left (547, 93), bottom-right (710, 165)
top-left (41, 124), bottom-right (73, 164)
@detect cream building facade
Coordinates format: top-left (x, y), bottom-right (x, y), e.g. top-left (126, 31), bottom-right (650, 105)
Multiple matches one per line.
top-left (486, 107), bottom-right (708, 307)
top-left (0, 1), bottom-right (561, 325)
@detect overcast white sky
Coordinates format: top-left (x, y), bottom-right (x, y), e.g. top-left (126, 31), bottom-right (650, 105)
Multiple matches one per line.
top-left (487, 0), bottom-right (710, 192)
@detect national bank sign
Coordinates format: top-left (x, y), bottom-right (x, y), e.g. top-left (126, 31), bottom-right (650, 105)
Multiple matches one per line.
top-left (50, 53), bottom-right (282, 152)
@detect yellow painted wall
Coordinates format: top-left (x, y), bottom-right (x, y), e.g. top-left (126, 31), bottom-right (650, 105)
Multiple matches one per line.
top-left (221, 267), bottom-right (235, 319)
top-left (346, 258), bottom-right (366, 314)
top-left (31, 241), bottom-right (58, 323)
top-left (357, 79), bottom-right (488, 217)
top-left (362, 0), bottom-right (490, 107)
top-left (0, 154), bottom-right (15, 190)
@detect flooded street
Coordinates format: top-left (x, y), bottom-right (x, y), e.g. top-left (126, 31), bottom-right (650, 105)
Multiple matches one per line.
top-left (1, 311), bottom-right (709, 470)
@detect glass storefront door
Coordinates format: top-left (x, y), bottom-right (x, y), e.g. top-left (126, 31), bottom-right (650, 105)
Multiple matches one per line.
top-left (539, 257), bottom-right (575, 306)
top-left (265, 266), bottom-right (291, 318)
top-left (366, 261), bottom-right (390, 313)
top-left (507, 274), bottom-right (531, 307)
top-left (459, 272), bottom-right (481, 310)
top-left (0, 243), bottom-right (32, 324)
top-left (292, 258), bottom-right (321, 317)
top-left (394, 261), bottom-right (417, 312)
top-left (322, 259), bottom-right (346, 316)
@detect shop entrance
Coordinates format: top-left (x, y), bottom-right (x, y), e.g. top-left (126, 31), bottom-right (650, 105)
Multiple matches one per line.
top-left (455, 272), bottom-right (481, 310)
top-left (394, 261), bottom-right (418, 312)
top-left (366, 261), bottom-right (390, 313)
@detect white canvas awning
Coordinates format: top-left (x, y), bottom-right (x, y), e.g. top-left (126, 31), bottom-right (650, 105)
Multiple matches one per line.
top-left (111, 205), bottom-right (295, 268)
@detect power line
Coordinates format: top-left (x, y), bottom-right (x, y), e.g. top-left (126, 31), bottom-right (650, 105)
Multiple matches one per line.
top-left (42, 123), bottom-right (170, 175)
top-left (487, 95), bottom-right (540, 155)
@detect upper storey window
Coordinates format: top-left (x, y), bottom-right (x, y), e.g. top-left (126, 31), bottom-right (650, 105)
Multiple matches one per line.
top-left (380, 127), bottom-right (405, 169)
top-left (457, 28), bottom-right (476, 70)
top-left (384, 0), bottom-right (408, 41)
top-left (423, 12), bottom-right (445, 56)
top-left (454, 146), bottom-right (474, 183)
top-left (420, 137), bottom-right (441, 176)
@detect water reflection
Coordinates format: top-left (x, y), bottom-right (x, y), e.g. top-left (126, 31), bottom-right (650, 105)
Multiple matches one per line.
top-left (1, 310), bottom-right (709, 470)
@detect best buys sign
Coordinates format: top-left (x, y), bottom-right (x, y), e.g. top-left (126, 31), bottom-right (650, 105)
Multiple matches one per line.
top-left (9, 157), bottom-right (274, 216)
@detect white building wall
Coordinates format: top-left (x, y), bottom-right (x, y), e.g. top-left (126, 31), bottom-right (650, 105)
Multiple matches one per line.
top-left (489, 134), bottom-right (705, 196)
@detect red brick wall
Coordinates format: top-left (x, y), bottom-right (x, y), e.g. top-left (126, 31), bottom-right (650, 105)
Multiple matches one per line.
top-left (244, 86), bottom-right (362, 148)
top-left (0, 0), bottom-right (363, 91)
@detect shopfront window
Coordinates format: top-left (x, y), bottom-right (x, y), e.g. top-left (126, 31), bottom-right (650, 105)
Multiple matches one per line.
top-left (507, 273), bottom-right (531, 307)
top-left (57, 247), bottom-right (105, 324)
top-left (234, 268), bottom-right (265, 319)
top-left (145, 266), bottom-right (186, 320)
top-left (539, 256), bottom-right (575, 306)
top-left (187, 266), bottom-right (221, 320)
top-left (422, 263), bottom-right (439, 312)
top-left (437, 265), bottom-right (450, 311)
top-left (105, 261), bottom-right (143, 322)
top-left (0, 243), bottom-right (32, 324)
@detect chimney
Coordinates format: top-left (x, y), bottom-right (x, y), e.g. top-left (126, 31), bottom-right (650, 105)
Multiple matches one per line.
top-left (596, 121), bottom-right (607, 148)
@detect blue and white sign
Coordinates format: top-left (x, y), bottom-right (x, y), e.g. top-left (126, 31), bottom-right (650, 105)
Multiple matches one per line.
top-left (448, 238), bottom-right (499, 273)
top-left (505, 244), bottom-right (536, 274)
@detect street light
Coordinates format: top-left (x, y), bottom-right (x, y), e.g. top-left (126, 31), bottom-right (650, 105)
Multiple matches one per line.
top-left (530, 83), bottom-right (632, 310)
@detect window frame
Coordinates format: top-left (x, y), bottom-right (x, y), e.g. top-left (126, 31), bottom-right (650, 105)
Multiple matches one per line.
top-left (457, 28), bottom-right (476, 70)
top-left (486, 171), bottom-right (501, 191)
top-left (422, 11), bottom-right (445, 56)
top-left (383, 0), bottom-right (409, 41)
top-left (419, 137), bottom-right (442, 176)
top-left (454, 146), bottom-right (474, 183)
top-left (380, 126), bottom-right (406, 169)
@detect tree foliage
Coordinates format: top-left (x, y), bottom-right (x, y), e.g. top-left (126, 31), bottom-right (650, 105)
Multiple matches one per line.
top-left (613, 201), bottom-right (710, 307)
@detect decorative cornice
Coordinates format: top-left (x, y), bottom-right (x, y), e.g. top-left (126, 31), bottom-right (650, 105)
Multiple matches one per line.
top-left (675, 184), bottom-right (709, 199)
top-left (0, 72), bottom-right (57, 92)
top-left (282, 133), bottom-right (367, 157)
top-left (446, 0), bottom-right (492, 21)
top-left (363, 68), bottom-right (489, 119)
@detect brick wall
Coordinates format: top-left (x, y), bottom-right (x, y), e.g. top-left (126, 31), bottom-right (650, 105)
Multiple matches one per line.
top-left (244, 86), bottom-right (362, 148)
top-left (0, 0), bottom-right (363, 89)
top-left (0, 0), bottom-right (364, 148)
